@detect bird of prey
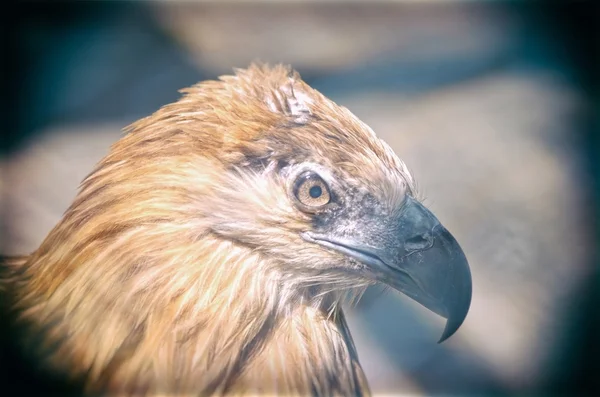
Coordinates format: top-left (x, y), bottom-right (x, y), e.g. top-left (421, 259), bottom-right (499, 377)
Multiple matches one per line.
top-left (0, 64), bottom-right (472, 396)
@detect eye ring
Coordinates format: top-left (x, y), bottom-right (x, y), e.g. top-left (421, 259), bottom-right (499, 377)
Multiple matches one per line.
top-left (293, 171), bottom-right (331, 209)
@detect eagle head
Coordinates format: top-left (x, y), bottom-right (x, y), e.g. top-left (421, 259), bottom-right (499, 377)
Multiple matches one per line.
top-left (177, 65), bottom-right (472, 341)
top-left (5, 64), bottom-right (472, 395)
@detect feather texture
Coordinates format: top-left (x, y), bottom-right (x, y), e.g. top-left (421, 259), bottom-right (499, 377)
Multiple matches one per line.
top-left (1, 64), bottom-right (417, 396)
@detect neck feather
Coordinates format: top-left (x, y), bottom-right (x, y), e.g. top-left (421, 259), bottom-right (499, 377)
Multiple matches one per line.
top-left (10, 235), bottom-right (369, 396)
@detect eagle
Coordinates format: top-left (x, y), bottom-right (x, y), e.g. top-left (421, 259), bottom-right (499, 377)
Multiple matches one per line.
top-left (0, 64), bottom-right (472, 396)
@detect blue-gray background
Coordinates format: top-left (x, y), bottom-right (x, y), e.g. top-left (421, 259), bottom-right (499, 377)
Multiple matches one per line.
top-left (2, 1), bottom-right (598, 396)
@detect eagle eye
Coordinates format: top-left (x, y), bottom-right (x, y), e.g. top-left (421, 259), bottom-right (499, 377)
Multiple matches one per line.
top-left (293, 172), bottom-right (331, 209)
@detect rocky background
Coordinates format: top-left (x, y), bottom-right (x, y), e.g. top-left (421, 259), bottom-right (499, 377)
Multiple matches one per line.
top-left (3, 1), bottom-right (598, 396)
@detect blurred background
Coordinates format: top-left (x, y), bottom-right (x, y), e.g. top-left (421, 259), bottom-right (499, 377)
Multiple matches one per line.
top-left (2, 1), bottom-right (598, 396)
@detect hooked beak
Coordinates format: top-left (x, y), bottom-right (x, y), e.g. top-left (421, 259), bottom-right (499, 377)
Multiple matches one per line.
top-left (303, 196), bottom-right (472, 342)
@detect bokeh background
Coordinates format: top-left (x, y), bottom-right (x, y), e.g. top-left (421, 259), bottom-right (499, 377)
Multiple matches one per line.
top-left (2, 1), bottom-right (598, 396)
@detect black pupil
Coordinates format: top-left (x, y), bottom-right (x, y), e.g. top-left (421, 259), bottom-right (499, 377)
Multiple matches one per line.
top-left (309, 185), bottom-right (322, 198)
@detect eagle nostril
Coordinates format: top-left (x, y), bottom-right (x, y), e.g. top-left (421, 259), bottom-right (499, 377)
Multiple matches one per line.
top-left (405, 233), bottom-right (434, 251)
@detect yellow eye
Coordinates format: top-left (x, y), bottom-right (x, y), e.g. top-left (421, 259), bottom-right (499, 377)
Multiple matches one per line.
top-left (294, 172), bottom-right (331, 208)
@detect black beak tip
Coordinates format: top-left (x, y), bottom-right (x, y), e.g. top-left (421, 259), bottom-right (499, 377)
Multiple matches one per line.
top-left (437, 315), bottom-right (466, 343)
top-left (437, 333), bottom-right (450, 344)
top-left (437, 261), bottom-right (472, 343)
